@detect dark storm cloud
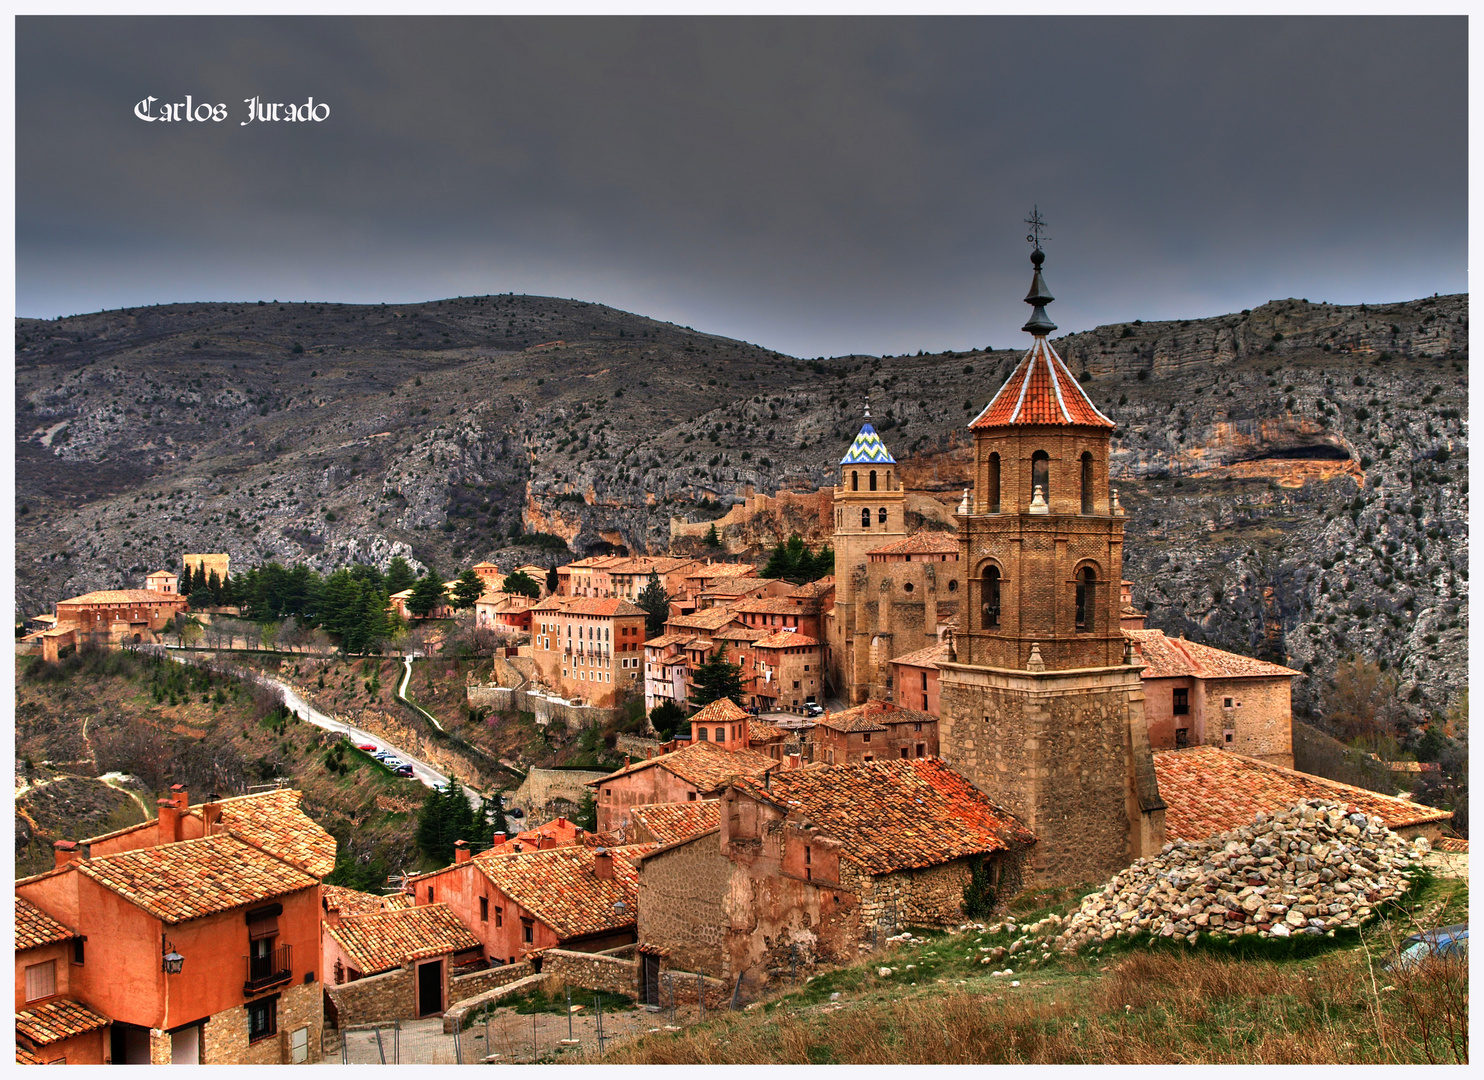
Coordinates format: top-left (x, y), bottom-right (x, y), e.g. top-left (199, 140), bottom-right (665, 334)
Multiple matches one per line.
top-left (16, 16), bottom-right (1466, 357)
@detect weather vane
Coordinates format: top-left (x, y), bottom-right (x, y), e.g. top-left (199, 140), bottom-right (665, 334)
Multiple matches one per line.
top-left (1024, 205), bottom-right (1050, 251)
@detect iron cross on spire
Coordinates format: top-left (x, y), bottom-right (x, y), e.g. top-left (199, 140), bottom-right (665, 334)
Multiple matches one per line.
top-left (1024, 206), bottom-right (1050, 252)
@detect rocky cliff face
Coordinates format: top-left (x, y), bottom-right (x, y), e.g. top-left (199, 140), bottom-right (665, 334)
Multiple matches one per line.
top-left (16, 292), bottom-right (1466, 721)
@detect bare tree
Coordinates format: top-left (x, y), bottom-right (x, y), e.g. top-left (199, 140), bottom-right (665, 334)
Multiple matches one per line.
top-left (1326, 655), bottom-right (1402, 747)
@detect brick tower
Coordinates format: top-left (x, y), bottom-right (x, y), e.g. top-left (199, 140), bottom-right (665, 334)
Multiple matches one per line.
top-left (938, 231), bottom-right (1165, 884)
top-left (826, 410), bottom-right (906, 703)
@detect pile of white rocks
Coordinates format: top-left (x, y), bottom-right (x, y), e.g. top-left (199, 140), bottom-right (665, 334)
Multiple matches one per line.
top-left (1052, 799), bottom-right (1427, 953)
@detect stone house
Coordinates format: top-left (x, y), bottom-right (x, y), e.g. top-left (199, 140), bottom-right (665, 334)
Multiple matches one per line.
top-left (1126, 628), bottom-right (1299, 768)
top-left (697, 577), bottom-right (792, 609)
top-left (732, 594), bottom-right (828, 639)
top-left (615, 800), bottom-right (722, 846)
top-left (530, 596), bottom-right (649, 708)
top-left (513, 563), bottom-right (555, 598)
top-left (687, 697), bottom-right (753, 749)
top-left (810, 700), bottom-right (938, 764)
top-left (589, 740), bottom-right (778, 834)
top-left (606, 556), bottom-right (702, 601)
top-left (556, 555), bottom-right (629, 598)
top-left (17, 834), bottom-right (323, 1064)
top-left (53, 588), bottom-right (189, 646)
top-left (1153, 745), bottom-right (1453, 843)
top-left (889, 641), bottom-right (947, 716)
top-left (748, 631), bottom-right (823, 712)
top-left (323, 904), bottom-right (482, 1019)
top-left (635, 759), bottom-right (1034, 985)
top-left (407, 844), bottom-right (654, 967)
top-left (15, 898), bottom-right (110, 1064)
top-left (679, 562), bottom-right (758, 601)
top-left (143, 570), bottom-right (179, 595)
top-left (471, 561), bottom-right (506, 592)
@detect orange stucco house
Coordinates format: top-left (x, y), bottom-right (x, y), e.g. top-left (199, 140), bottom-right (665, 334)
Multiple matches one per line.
top-left (15, 899), bottom-right (110, 1065)
top-left (589, 739), bottom-right (778, 834)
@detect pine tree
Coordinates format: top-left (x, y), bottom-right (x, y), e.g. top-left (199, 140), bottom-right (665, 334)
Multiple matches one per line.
top-left (452, 569), bottom-right (485, 610)
top-left (704, 523), bottom-right (721, 548)
top-left (575, 789), bottom-right (597, 832)
top-left (407, 572), bottom-right (447, 618)
top-left (636, 572), bottom-right (670, 637)
top-left (545, 565), bottom-right (560, 595)
top-left (649, 700), bottom-right (687, 740)
top-left (502, 570), bottom-right (540, 599)
top-left (207, 569), bottom-right (224, 606)
top-left (488, 797), bottom-right (509, 839)
top-left (385, 556), bottom-right (417, 595)
top-left (689, 646), bottom-right (744, 710)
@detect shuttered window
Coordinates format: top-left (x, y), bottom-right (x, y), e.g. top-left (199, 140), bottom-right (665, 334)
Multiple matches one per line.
top-left (25, 960), bottom-right (56, 1002)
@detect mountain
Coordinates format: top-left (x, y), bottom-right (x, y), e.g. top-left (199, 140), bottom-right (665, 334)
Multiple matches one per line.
top-left (15, 290), bottom-right (1467, 723)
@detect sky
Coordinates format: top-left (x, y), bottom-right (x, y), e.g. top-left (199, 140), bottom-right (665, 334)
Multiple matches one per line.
top-left (15, 16), bottom-right (1468, 359)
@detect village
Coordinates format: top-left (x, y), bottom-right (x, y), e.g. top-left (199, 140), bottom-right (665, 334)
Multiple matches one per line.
top-left (14, 251), bottom-right (1464, 1065)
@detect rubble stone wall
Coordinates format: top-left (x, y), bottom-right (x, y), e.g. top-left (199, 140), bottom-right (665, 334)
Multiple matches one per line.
top-left (541, 948), bottom-right (639, 997)
top-left (325, 967), bottom-right (412, 1029)
top-left (448, 960), bottom-right (534, 1003)
top-left (204, 981), bottom-right (323, 1063)
top-left (637, 835), bottom-right (735, 979)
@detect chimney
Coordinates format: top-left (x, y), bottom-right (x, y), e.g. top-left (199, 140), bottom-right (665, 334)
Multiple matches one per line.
top-left (53, 839), bottom-right (80, 868)
top-left (202, 800), bottom-right (223, 834)
top-left (540, 835), bottom-right (556, 850)
top-left (157, 798), bottom-right (181, 844)
top-left (593, 848), bottom-right (614, 880)
top-left (454, 839), bottom-right (470, 864)
top-left (492, 832), bottom-right (507, 848)
top-left (512, 842), bottom-right (523, 853)
top-left (325, 904), bottom-right (341, 929)
top-left (787, 753), bottom-right (801, 771)
top-left (574, 828), bottom-right (584, 841)
top-left (170, 783), bottom-right (188, 810)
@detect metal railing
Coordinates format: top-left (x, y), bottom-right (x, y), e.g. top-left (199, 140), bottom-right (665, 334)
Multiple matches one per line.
top-left (244, 943), bottom-right (292, 992)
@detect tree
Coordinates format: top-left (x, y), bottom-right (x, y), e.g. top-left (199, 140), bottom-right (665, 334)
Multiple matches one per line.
top-left (1326, 655), bottom-right (1401, 746)
top-left (650, 700), bottom-right (687, 740)
top-left (545, 565), bottom-right (560, 596)
top-left (189, 587), bottom-right (216, 611)
top-left (452, 570), bottom-right (485, 610)
top-left (636, 572), bottom-right (671, 637)
top-left (407, 572), bottom-right (447, 618)
top-left (704, 523), bottom-right (721, 549)
top-left (763, 533), bottom-right (831, 584)
top-left (385, 556), bottom-right (417, 595)
top-left (690, 646), bottom-right (744, 711)
top-left (488, 796), bottom-right (509, 839)
top-left (502, 569), bottom-right (540, 599)
top-left (207, 569), bottom-right (224, 606)
top-left (575, 788), bottom-right (597, 832)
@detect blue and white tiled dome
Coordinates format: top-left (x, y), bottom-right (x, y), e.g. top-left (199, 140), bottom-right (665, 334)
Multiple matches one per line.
top-left (839, 422), bottom-right (896, 465)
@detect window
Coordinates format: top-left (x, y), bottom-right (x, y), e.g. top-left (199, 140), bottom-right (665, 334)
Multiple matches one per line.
top-left (1075, 567), bottom-right (1096, 630)
top-left (862, 732), bottom-right (871, 743)
top-left (1224, 731), bottom-right (1234, 744)
top-left (869, 470), bottom-right (877, 491)
top-left (861, 508), bottom-right (871, 528)
top-left (878, 507), bottom-right (887, 524)
top-left (914, 720), bottom-right (923, 730)
top-left (900, 747), bottom-right (909, 758)
top-left (1173, 688), bottom-right (1189, 715)
top-left (479, 897), bottom-right (489, 922)
top-left (981, 566), bottom-right (1001, 629)
top-left (687, 792), bottom-right (697, 801)
top-left (24, 960), bottom-right (56, 1002)
top-left (427, 886), bottom-right (435, 903)
top-left (987, 452), bottom-right (1001, 513)
top-left (851, 471), bottom-right (859, 491)
top-left (1080, 452), bottom-right (1095, 514)
top-left (521, 919), bottom-right (535, 945)
top-left (715, 727), bottom-right (725, 741)
top-left (1031, 450), bottom-right (1050, 504)
top-left (72, 939), bottom-right (84, 965)
top-left (916, 743), bottom-right (926, 758)
top-left (1175, 728), bottom-right (1190, 748)
top-left (248, 997), bottom-right (277, 1043)
top-left (697, 727), bottom-right (708, 741)
top-left (1224, 697), bottom-right (1234, 708)
top-left (495, 906), bottom-right (503, 927)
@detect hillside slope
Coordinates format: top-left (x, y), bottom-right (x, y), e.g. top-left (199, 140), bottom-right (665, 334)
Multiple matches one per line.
top-left (15, 291), bottom-right (1467, 720)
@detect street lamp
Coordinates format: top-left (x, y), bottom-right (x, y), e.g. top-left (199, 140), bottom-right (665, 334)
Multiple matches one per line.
top-left (162, 935), bottom-right (184, 974)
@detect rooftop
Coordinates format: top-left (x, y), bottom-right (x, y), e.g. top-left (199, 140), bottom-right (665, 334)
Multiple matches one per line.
top-left (890, 642), bottom-right (950, 670)
top-left (732, 596), bottom-right (822, 614)
top-left (667, 609), bottom-right (740, 632)
top-left (754, 631), bottom-right (821, 649)
top-left (817, 699), bottom-right (936, 733)
top-left (690, 698), bottom-right (750, 726)
top-left (867, 532), bottom-right (961, 556)
top-left (1153, 746), bottom-right (1453, 841)
top-left (533, 596), bottom-right (647, 618)
top-left (72, 833), bottom-right (318, 924)
top-left (788, 578), bottom-right (835, 599)
top-left (970, 335), bottom-right (1114, 430)
top-left (684, 563), bottom-right (757, 580)
top-left (322, 884), bottom-right (392, 918)
top-left (644, 632), bottom-right (698, 650)
top-left (328, 904), bottom-right (481, 975)
top-left (16, 999), bottom-right (111, 1047)
top-left (1126, 629), bottom-right (1301, 680)
top-left (56, 589), bottom-right (182, 606)
top-left (731, 759), bottom-right (1034, 875)
top-left (191, 789), bottom-right (337, 878)
top-left (471, 843), bottom-right (655, 940)
top-left (591, 740), bottom-right (777, 793)
top-left (840, 421), bottom-right (897, 465)
top-left (624, 800), bottom-right (722, 846)
top-left (700, 578), bottom-right (780, 597)
top-left (15, 897), bottom-right (73, 951)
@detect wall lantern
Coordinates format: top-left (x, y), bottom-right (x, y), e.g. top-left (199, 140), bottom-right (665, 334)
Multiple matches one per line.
top-left (162, 935), bottom-right (185, 974)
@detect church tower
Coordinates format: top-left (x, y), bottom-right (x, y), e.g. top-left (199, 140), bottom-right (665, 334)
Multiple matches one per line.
top-left (938, 224), bottom-right (1165, 883)
top-left (826, 410), bottom-right (906, 703)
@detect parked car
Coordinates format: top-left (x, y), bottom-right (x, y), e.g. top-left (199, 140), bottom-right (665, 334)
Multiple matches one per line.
top-left (1387, 924), bottom-right (1467, 971)
top-left (804, 702), bottom-right (826, 717)
top-left (355, 742), bottom-right (377, 752)
top-left (393, 763), bottom-right (415, 778)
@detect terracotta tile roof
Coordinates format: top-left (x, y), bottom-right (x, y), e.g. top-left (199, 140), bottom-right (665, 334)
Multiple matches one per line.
top-left (56, 589), bottom-right (183, 606)
top-left (76, 834), bottom-right (318, 924)
top-left (552, 597), bottom-right (647, 617)
top-left (471, 844), bottom-right (655, 940)
top-left (383, 892), bottom-right (415, 910)
top-left (624, 800), bottom-right (722, 846)
top-left (491, 815), bottom-right (587, 854)
top-left (321, 885), bottom-right (390, 917)
top-left (15, 899), bottom-right (74, 951)
top-left (191, 789), bottom-right (338, 878)
top-left (970, 336), bottom-right (1114, 429)
top-left (754, 631), bottom-right (820, 649)
top-left (327, 904), bottom-right (481, 975)
top-left (685, 563), bottom-right (756, 580)
top-left (890, 642), bottom-right (950, 670)
top-left (1435, 836), bottom-right (1468, 853)
top-left (644, 633), bottom-right (698, 649)
top-left (788, 578), bottom-right (835, 599)
top-left (839, 421), bottom-right (897, 464)
top-left (733, 759), bottom-right (1035, 875)
top-left (690, 698), bottom-right (750, 726)
top-left (713, 626), bottom-right (768, 643)
top-left (667, 609), bottom-right (740, 632)
top-left (15, 999), bottom-right (110, 1047)
top-left (700, 578), bottom-right (779, 597)
top-left (867, 532), bottom-right (961, 556)
top-left (609, 556), bottom-right (698, 576)
top-left (818, 699), bottom-right (935, 733)
top-left (17, 1043), bottom-right (43, 1064)
top-left (748, 721), bottom-right (787, 743)
top-left (1153, 746), bottom-right (1453, 841)
top-left (733, 597), bottom-right (821, 614)
top-left (590, 740), bottom-right (777, 793)
top-left (1125, 629), bottom-right (1300, 679)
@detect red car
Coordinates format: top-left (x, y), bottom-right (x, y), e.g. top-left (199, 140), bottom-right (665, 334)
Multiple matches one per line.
top-left (355, 742), bottom-right (377, 752)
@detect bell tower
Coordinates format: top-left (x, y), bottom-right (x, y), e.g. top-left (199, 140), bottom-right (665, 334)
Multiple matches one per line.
top-left (938, 214), bottom-right (1165, 884)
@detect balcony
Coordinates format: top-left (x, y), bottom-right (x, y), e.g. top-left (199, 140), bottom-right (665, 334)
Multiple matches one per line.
top-left (244, 943), bottom-right (292, 993)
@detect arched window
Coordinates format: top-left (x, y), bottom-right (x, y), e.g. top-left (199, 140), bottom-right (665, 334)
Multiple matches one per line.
top-left (1080, 452), bottom-right (1095, 514)
top-left (981, 566), bottom-right (1001, 629)
top-left (851, 471), bottom-right (859, 491)
top-left (988, 453), bottom-right (1001, 513)
top-left (869, 470), bottom-right (878, 491)
top-left (878, 507), bottom-right (887, 524)
top-left (1031, 451), bottom-right (1050, 504)
top-left (861, 508), bottom-right (871, 528)
top-left (1075, 566), bottom-right (1096, 630)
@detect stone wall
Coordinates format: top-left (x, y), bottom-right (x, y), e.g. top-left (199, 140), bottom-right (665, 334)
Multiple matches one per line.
top-left (851, 855), bottom-right (1023, 933)
top-left (541, 948), bottom-right (639, 997)
top-left (442, 973), bottom-right (548, 1034)
top-left (649, 963), bottom-right (733, 1009)
top-left (466, 686), bottom-right (620, 729)
top-left (448, 960), bottom-right (534, 1003)
top-left (203, 981), bottom-right (323, 1064)
top-left (636, 834), bottom-right (735, 979)
top-left (1201, 676), bottom-right (1293, 768)
top-left (616, 733), bottom-right (665, 759)
top-left (325, 967), bottom-right (412, 1030)
top-left (507, 767), bottom-right (609, 821)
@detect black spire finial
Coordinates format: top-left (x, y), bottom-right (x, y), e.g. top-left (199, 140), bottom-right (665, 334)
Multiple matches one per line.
top-left (1022, 205), bottom-right (1056, 336)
